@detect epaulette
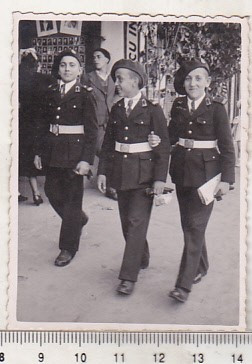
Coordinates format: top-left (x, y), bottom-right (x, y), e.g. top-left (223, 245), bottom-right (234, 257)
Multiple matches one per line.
top-left (174, 96), bottom-right (187, 111)
top-left (213, 95), bottom-right (226, 105)
top-left (116, 98), bottom-right (124, 108)
top-left (150, 100), bottom-right (159, 106)
top-left (175, 96), bottom-right (186, 106)
top-left (176, 96), bottom-right (186, 103)
top-left (48, 83), bottom-right (58, 91)
top-left (82, 84), bottom-right (93, 92)
top-left (145, 99), bottom-right (159, 107)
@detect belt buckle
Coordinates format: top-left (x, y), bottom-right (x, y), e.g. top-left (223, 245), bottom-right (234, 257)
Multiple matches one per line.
top-left (52, 124), bottom-right (59, 136)
top-left (120, 143), bottom-right (130, 153)
top-left (184, 139), bottom-right (194, 148)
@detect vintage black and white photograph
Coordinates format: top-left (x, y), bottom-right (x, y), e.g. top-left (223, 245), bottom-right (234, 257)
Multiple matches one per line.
top-left (36, 20), bottom-right (57, 37)
top-left (60, 20), bottom-right (82, 36)
top-left (10, 14), bottom-right (247, 329)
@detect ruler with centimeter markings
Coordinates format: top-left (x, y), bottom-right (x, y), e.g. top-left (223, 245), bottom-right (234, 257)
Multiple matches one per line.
top-left (0, 332), bottom-right (251, 363)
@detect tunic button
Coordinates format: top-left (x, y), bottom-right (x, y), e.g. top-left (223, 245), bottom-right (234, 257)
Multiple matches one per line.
top-left (140, 121), bottom-right (144, 124)
top-left (124, 136), bottom-right (128, 141)
top-left (187, 149), bottom-right (191, 151)
top-left (57, 107), bottom-right (61, 110)
top-left (56, 115), bottom-right (60, 119)
top-left (73, 105), bottom-right (77, 108)
top-left (203, 121), bottom-right (206, 124)
top-left (124, 126), bottom-right (129, 130)
top-left (189, 122), bottom-right (193, 125)
top-left (213, 156), bottom-right (215, 159)
top-left (188, 130), bottom-right (192, 134)
top-left (124, 154), bottom-right (127, 158)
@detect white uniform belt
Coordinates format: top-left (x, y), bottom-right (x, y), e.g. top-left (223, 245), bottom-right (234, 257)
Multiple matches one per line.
top-left (178, 138), bottom-right (217, 149)
top-left (49, 124), bottom-right (84, 135)
top-left (115, 141), bottom-right (152, 153)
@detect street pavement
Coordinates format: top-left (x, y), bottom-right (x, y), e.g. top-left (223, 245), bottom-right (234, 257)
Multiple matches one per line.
top-left (16, 169), bottom-right (241, 327)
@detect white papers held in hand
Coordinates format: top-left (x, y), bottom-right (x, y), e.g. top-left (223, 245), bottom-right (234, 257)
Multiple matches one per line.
top-left (197, 173), bottom-right (221, 205)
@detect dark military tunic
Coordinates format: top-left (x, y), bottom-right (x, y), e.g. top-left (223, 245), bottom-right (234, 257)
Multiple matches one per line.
top-left (98, 96), bottom-right (170, 190)
top-left (168, 95), bottom-right (235, 291)
top-left (34, 80), bottom-right (98, 254)
top-left (35, 81), bottom-right (98, 168)
top-left (169, 95), bottom-right (235, 187)
top-left (98, 95), bottom-right (170, 282)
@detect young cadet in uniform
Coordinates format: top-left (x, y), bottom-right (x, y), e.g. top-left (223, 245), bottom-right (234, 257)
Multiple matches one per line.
top-left (34, 49), bottom-right (98, 267)
top-left (97, 59), bottom-right (170, 295)
top-left (149, 59), bottom-right (235, 302)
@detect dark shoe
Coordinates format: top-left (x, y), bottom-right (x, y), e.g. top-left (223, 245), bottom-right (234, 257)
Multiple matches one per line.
top-left (81, 212), bottom-right (89, 226)
top-left (117, 280), bottom-right (135, 295)
top-left (193, 271), bottom-right (207, 284)
top-left (79, 212), bottom-right (89, 237)
top-left (54, 250), bottom-right (75, 267)
top-left (140, 257), bottom-right (149, 269)
top-left (169, 287), bottom-right (189, 302)
top-left (33, 194), bottom-right (43, 206)
top-left (105, 188), bottom-right (118, 201)
top-left (18, 194), bottom-right (28, 202)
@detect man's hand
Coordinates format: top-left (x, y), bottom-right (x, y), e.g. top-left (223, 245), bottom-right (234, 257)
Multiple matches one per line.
top-left (97, 175), bottom-right (106, 194)
top-left (153, 181), bottom-right (165, 195)
top-left (214, 181), bottom-right (230, 196)
top-left (74, 161), bottom-right (90, 176)
top-left (34, 155), bottom-right (42, 170)
top-left (148, 131), bottom-right (161, 148)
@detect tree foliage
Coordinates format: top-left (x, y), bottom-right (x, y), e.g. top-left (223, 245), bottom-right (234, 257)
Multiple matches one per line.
top-left (138, 22), bottom-right (241, 90)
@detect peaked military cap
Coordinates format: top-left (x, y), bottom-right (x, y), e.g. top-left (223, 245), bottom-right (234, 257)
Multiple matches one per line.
top-left (111, 59), bottom-right (148, 89)
top-left (174, 58), bottom-right (210, 95)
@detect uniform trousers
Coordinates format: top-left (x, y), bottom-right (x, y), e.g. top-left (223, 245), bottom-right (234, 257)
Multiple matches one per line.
top-left (175, 185), bottom-right (214, 291)
top-left (44, 167), bottom-right (85, 254)
top-left (117, 188), bottom-right (153, 282)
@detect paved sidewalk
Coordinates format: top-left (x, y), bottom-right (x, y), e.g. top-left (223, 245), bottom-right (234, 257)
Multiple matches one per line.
top-left (16, 170), bottom-right (241, 327)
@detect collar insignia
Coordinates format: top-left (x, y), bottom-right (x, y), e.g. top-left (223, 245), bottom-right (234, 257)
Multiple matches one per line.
top-left (142, 99), bottom-right (147, 107)
top-left (205, 97), bottom-right (211, 106)
top-left (75, 85), bottom-right (81, 93)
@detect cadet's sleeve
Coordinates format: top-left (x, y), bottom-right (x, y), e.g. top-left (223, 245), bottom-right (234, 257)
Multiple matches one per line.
top-left (81, 92), bottom-right (98, 164)
top-left (214, 102), bottom-right (235, 184)
top-left (168, 99), bottom-right (179, 145)
top-left (97, 107), bottom-right (116, 176)
top-left (151, 104), bottom-right (170, 182)
top-left (32, 90), bottom-right (50, 157)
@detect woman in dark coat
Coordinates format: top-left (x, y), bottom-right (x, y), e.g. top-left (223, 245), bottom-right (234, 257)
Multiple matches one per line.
top-left (19, 51), bottom-right (54, 204)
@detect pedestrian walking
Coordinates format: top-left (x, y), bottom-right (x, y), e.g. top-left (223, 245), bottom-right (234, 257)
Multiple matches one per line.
top-left (150, 58), bottom-right (235, 302)
top-left (19, 50), bottom-right (53, 205)
top-left (83, 48), bottom-right (117, 200)
top-left (97, 59), bottom-right (170, 295)
top-left (34, 49), bottom-right (98, 267)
